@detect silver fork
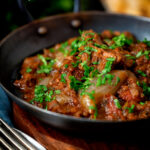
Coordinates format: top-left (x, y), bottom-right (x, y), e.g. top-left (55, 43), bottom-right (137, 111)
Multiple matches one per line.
top-left (0, 118), bottom-right (39, 150)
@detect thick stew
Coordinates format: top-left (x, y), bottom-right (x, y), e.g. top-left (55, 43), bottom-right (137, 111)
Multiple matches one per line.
top-left (14, 30), bottom-right (150, 121)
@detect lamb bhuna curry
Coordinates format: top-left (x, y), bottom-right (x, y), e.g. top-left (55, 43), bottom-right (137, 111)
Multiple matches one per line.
top-left (14, 29), bottom-right (150, 121)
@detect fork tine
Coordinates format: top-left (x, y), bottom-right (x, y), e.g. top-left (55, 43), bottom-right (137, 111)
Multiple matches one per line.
top-left (0, 136), bottom-right (14, 150)
top-left (0, 126), bottom-right (26, 150)
top-left (0, 119), bottom-right (37, 150)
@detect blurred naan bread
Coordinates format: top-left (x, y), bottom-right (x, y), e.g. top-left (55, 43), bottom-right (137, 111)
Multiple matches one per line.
top-left (101, 0), bottom-right (150, 17)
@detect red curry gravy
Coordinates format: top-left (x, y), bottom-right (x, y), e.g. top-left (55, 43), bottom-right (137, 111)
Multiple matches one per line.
top-left (14, 30), bottom-right (150, 121)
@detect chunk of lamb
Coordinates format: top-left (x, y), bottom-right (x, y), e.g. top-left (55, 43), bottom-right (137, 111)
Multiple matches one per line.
top-left (118, 71), bottom-right (144, 102)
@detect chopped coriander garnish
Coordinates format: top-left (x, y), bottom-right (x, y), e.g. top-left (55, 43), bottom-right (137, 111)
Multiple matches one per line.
top-left (136, 50), bottom-right (150, 60)
top-left (125, 54), bottom-right (136, 60)
top-left (69, 76), bottom-right (83, 92)
top-left (26, 67), bottom-right (32, 73)
top-left (55, 90), bottom-right (61, 94)
top-left (137, 81), bottom-right (150, 96)
top-left (61, 41), bottom-right (68, 49)
top-left (114, 99), bottom-right (121, 109)
top-left (137, 70), bottom-right (146, 77)
top-left (58, 42), bottom-right (69, 56)
top-left (89, 105), bottom-right (98, 119)
top-left (37, 55), bottom-right (55, 74)
top-left (96, 74), bottom-right (114, 86)
top-left (70, 39), bottom-right (81, 55)
top-left (61, 73), bottom-right (67, 83)
top-left (110, 33), bottom-right (133, 49)
top-left (100, 57), bottom-right (115, 76)
top-left (139, 102), bottom-right (145, 105)
top-left (49, 48), bottom-right (55, 53)
top-left (115, 77), bottom-right (120, 85)
top-left (83, 90), bottom-right (98, 119)
top-left (79, 29), bottom-right (83, 35)
top-left (64, 64), bottom-right (68, 68)
top-left (104, 38), bottom-right (112, 44)
top-left (143, 38), bottom-right (150, 46)
top-left (136, 81), bottom-right (140, 86)
top-left (79, 46), bottom-right (97, 55)
top-left (96, 57), bottom-right (115, 86)
top-left (125, 104), bottom-right (135, 113)
top-left (76, 56), bottom-right (80, 59)
top-left (144, 50), bottom-right (150, 60)
top-left (141, 81), bottom-right (150, 97)
top-left (72, 60), bottom-right (81, 67)
top-left (106, 57), bottom-right (116, 61)
top-left (45, 105), bottom-right (48, 110)
top-left (80, 77), bottom-right (93, 95)
top-left (92, 61), bottom-right (99, 65)
top-left (31, 85), bottom-right (58, 104)
top-left (84, 90), bottom-right (95, 100)
top-left (91, 69), bottom-right (99, 78)
top-left (136, 50), bottom-right (143, 58)
top-left (32, 85), bottom-right (48, 103)
top-left (45, 90), bottom-right (54, 102)
top-left (38, 55), bottom-right (47, 65)
top-left (85, 32), bottom-right (95, 36)
top-left (94, 43), bottom-right (108, 49)
top-left (81, 62), bottom-right (94, 77)
top-left (105, 74), bottom-right (114, 85)
top-left (96, 76), bottom-right (102, 86)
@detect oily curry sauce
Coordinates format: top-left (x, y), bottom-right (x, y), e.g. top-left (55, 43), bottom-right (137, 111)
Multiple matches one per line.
top-left (14, 29), bottom-right (150, 121)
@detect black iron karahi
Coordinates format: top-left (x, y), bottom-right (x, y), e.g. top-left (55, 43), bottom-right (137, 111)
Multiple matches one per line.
top-left (1, 9), bottom-right (150, 134)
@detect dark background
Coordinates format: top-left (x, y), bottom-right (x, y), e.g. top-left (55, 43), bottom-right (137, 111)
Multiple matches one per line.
top-left (0, 0), bottom-right (104, 40)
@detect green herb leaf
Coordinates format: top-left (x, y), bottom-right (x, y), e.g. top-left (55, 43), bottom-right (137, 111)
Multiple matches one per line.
top-left (115, 77), bottom-right (120, 85)
top-left (111, 33), bottom-right (133, 49)
top-left (49, 48), bottom-right (55, 53)
top-left (37, 55), bottom-right (55, 74)
top-left (69, 76), bottom-right (83, 92)
top-left (92, 61), bottom-right (99, 65)
top-left (38, 55), bottom-right (47, 65)
top-left (55, 90), bottom-right (61, 94)
top-left (79, 46), bottom-right (97, 55)
top-left (85, 32), bottom-right (95, 36)
top-left (33, 85), bottom-right (48, 103)
top-left (61, 73), bottom-right (67, 83)
top-left (136, 50), bottom-right (143, 58)
top-left (89, 105), bottom-right (98, 119)
top-left (114, 99), bottom-right (122, 109)
top-left (140, 81), bottom-right (150, 97)
top-left (64, 64), bottom-right (68, 68)
top-left (125, 104), bottom-right (135, 113)
top-left (143, 38), bottom-right (150, 46)
top-left (139, 102), bottom-right (145, 105)
top-left (26, 67), bottom-right (32, 73)
top-left (137, 70), bottom-right (146, 77)
top-left (45, 90), bottom-right (54, 102)
top-left (72, 60), bottom-right (81, 67)
top-left (79, 29), bottom-right (83, 35)
top-left (125, 54), bottom-right (136, 60)
top-left (84, 90), bottom-right (95, 100)
top-left (94, 43), bottom-right (108, 49)
top-left (100, 57), bottom-right (115, 76)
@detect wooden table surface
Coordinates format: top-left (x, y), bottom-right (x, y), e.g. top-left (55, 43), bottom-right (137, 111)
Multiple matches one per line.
top-left (13, 103), bottom-right (149, 150)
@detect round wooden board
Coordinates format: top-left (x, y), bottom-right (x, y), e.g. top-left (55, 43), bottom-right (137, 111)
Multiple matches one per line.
top-left (13, 103), bottom-right (148, 150)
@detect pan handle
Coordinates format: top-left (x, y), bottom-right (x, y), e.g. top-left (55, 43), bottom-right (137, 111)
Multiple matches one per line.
top-left (17, 0), bottom-right (33, 23)
top-left (74, 0), bottom-right (80, 13)
top-left (17, 0), bottom-right (80, 23)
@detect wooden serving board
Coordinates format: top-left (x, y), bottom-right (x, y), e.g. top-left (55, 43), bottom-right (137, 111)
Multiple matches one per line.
top-left (13, 103), bottom-right (148, 150)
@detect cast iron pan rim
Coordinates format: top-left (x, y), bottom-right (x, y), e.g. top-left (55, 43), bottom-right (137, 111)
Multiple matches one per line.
top-left (0, 11), bottom-right (150, 124)
top-left (1, 10), bottom-right (150, 47)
